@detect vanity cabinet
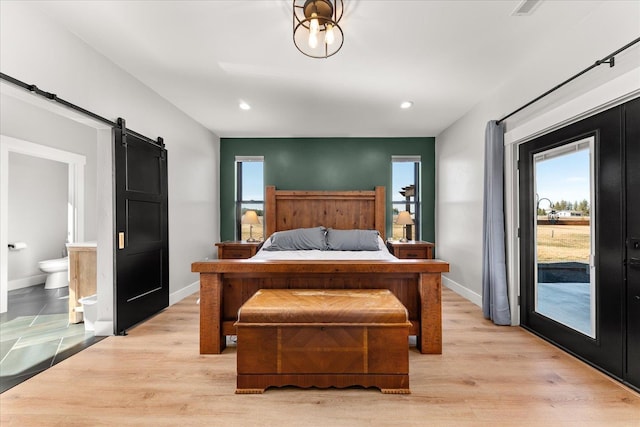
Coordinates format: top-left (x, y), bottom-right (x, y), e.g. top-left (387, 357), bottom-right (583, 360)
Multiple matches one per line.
top-left (67, 243), bottom-right (97, 324)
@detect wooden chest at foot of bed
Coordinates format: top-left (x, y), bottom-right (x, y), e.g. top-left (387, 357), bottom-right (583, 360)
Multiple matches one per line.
top-left (235, 288), bottom-right (411, 394)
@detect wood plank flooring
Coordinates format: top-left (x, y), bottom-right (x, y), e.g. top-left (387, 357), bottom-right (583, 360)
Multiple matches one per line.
top-left (1, 288), bottom-right (638, 426)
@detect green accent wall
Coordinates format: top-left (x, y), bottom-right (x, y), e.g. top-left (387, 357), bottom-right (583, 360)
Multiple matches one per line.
top-left (220, 137), bottom-right (435, 242)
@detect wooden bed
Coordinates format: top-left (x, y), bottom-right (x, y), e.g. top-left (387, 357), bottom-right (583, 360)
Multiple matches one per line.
top-left (192, 186), bottom-right (449, 355)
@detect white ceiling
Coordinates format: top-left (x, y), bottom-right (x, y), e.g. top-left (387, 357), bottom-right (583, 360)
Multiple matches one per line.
top-left (29, 0), bottom-right (610, 138)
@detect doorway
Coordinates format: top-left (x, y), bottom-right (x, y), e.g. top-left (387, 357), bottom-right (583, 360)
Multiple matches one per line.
top-left (1, 86), bottom-right (114, 336)
top-left (0, 136), bottom-right (100, 393)
top-left (0, 136), bottom-right (86, 313)
top-left (519, 97), bottom-right (639, 390)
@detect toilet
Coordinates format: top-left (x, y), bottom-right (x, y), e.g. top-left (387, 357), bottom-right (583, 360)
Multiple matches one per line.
top-left (38, 256), bottom-right (69, 289)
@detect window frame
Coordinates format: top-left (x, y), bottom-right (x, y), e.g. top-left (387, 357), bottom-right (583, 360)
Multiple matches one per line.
top-left (391, 156), bottom-right (421, 241)
top-left (235, 156), bottom-right (264, 241)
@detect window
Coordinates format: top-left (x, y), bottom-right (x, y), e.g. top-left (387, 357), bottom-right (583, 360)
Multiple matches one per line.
top-left (236, 156), bottom-right (264, 241)
top-left (391, 156), bottom-right (420, 241)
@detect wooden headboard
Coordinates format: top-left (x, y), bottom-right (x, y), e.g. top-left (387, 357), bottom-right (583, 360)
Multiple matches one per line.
top-left (264, 186), bottom-right (386, 240)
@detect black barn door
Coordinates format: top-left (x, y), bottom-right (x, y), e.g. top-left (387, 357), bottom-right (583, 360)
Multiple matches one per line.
top-left (114, 119), bottom-right (169, 334)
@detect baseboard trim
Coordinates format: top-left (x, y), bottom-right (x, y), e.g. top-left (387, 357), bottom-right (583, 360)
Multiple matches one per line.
top-left (169, 280), bottom-right (199, 306)
top-left (442, 275), bottom-right (482, 307)
top-left (8, 274), bottom-right (48, 291)
top-left (93, 320), bottom-right (113, 337)
top-left (93, 281), bottom-right (199, 337)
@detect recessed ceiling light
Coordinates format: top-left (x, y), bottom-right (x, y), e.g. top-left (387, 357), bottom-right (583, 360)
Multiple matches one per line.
top-left (400, 101), bottom-right (413, 109)
top-left (239, 101), bottom-right (251, 110)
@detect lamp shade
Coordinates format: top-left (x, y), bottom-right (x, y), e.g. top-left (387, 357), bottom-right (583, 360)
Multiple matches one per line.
top-left (396, 211), bottom-right (414, 225)
top-left (241, 210), bottom-right (260, 225)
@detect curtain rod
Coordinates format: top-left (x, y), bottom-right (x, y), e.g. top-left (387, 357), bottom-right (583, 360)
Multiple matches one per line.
top-left (0, 72), bottom-right (164, 148)
top-left (496, 37), bottom-right (640, 125)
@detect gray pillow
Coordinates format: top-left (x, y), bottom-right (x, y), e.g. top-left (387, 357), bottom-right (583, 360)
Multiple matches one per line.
top-left (326, 229), bottom-right (380, 251)
top-left (263, 227), bottom-right (327, 251)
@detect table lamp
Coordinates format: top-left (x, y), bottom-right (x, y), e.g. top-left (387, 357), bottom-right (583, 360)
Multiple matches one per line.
top-left (241, 210), bottom-right (261, 242)
top-left (395, 211), bottom-right (414, 242)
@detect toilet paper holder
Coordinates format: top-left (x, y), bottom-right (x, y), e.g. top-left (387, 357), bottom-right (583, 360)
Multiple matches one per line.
top-left (8, 242), bottom-right (27, 251)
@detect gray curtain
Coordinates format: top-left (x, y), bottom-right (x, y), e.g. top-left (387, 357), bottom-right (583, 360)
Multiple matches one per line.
top-left (482, 120), bottom-right (511, 325)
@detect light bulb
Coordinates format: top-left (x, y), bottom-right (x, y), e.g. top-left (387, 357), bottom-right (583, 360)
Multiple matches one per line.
top-left (325, 24), bottom-right (335, 45)
top-left (308, 32), bottom-right (318, 48)
top-left (309, 13), bottom-right (319, 34)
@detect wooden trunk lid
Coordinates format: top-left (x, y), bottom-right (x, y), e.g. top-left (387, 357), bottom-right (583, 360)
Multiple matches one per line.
top-left (236, 289), bottom-right (409, 325)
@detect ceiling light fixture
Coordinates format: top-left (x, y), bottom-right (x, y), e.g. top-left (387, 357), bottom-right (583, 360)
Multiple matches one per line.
top-left (293, 0), bottom-right (344, 59)
top-left (400, 101), bottom-right (414, 109)
top-left (239, 101), bottom-right (251, 110)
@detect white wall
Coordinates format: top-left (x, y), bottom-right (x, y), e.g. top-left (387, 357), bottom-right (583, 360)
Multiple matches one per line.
top-left (1, 94), bottom-right (99, 241)
top-left (0, 2), bottom-right (220, 328)
top-left (8, 153), bottom-right (67, 286)
top-left (435, 1), bottom-right (640, 315)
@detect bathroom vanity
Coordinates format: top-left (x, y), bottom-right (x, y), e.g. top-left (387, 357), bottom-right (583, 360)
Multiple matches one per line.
top-left (67, 242), bottom-right (97, 324)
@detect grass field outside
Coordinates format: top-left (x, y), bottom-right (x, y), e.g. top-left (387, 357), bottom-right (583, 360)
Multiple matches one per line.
top-left (537, 223), bottom-right (590, 263)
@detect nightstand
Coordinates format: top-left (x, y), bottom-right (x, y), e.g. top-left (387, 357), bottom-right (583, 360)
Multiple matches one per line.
top-left (215, 241), bottom-right (263, 259)
top-left (386, 240), bottom-right (434, 259)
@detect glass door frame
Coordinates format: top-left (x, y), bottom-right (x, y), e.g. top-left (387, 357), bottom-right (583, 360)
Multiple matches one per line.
top-left (531, 136), bottom-right (596, 338)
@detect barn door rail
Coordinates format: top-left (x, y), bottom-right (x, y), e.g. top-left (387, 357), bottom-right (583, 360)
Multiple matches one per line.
top-left (0, 72), bottom-right (163, 148)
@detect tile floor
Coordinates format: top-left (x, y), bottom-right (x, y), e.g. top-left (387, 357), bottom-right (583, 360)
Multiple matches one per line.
top-left (0, 284), bottom-right (103, 393)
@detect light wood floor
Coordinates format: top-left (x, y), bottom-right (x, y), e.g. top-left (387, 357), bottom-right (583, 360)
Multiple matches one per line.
top-left (1, 288), bottom-right (638, 426)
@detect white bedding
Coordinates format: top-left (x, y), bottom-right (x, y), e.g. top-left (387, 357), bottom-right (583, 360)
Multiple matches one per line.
top-left (252, 236), bottom-right (398, 261)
